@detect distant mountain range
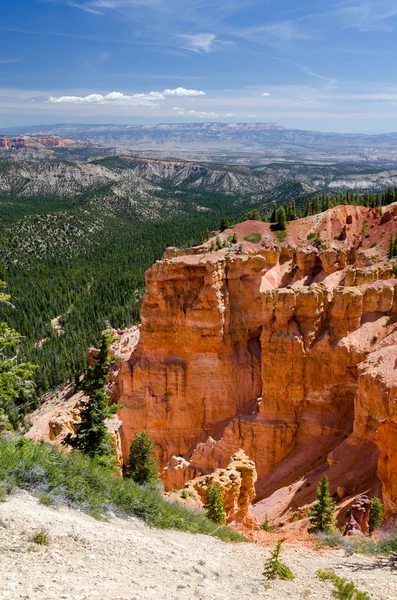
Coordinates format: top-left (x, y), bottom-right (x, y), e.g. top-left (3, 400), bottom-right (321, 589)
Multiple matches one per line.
top-left (2, 155), bottom-right (397, 208)
top-left (1, 123), bottom-right (397, 164)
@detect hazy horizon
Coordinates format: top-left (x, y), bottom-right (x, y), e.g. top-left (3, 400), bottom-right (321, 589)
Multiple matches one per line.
top-left (2, 120), bottom-right (397, 137)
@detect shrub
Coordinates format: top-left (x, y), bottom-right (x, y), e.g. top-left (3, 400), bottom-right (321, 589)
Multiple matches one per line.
top-left (393, 264), bottom-right (397, 276)
top-left (317, 570), bottom-right (370, 600)
top-left (263, 541), bottom-right (295, 581)
top-left (308, 475), bottom-right (336, 533)
top-left (0, 438), bottom-right (246, 543)
top-left (31, 530), bottom-right (49, 546)
top-left (126, 431), bottom-right (158, 485)
top-left (260, 514), bottom-right (272, 532)
top-left (244, 232), bottom-right (261, 244)
top-left (38, 494), bottom-right (52, 506)
top-left (368, 497), bottom-right (384, 534)
top-left (315, 531), bottom-right (345, 549)
top-left (275, 230), bottom-right (287, 242)
top-left (204, 482), bottom-right (226, 525)
top-left (231, 233), bottom-right (238, 244)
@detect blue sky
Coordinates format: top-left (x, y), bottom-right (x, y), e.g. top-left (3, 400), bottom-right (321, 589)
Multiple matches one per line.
top-left (1, 0), bottom-right (397, 131)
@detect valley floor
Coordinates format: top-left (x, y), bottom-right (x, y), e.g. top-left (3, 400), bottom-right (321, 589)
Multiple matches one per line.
top-left (0, 491), bottom-right (395, 600)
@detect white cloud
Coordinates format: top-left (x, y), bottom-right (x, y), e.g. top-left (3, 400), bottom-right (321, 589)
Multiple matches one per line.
top-left (48, 91), bottom-right (165, 106)
top-left (177, 32), bottom-right (231, 53)
top-left (66, 1), bottom-right (102, 14)
top-left (187, 109), bottom-right (219, 118)
top-left (0, 58), bottom-right (22, 64)
top-left (335, 0), bottom-right (397, 32)
top-left (262, 92), bottom-right (271, 96)
top-left (163, 87), bottom-right (206, 96)
top-left (233, 21), bottom-right (312, 49)
top-left (48, 87), bottom-right (206, 106)
top-left (259, 22), bottom-right (312, 41)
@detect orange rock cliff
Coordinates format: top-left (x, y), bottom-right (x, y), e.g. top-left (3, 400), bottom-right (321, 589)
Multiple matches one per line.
top-left (27, 203), bottom-right (397, 527)
top-left (110, 203), bottom-right (397, 524)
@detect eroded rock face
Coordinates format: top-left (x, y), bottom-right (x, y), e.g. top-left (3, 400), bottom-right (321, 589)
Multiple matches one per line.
top-left (182, 450), bottom-right (258, 528)
top-left (344, 495), bottom-right (371, 536)
top-left (112, 231), bottom-right (397, 522)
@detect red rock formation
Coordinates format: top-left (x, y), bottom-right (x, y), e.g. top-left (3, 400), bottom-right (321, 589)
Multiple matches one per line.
top-left (344, 495), bottom-right (371, 535)
top-left (111, 205), bottom-right (397, 525)
top-left (0, 135), bottom-right (89, 150)
top-left (181, 450), bottom-right (258, 528)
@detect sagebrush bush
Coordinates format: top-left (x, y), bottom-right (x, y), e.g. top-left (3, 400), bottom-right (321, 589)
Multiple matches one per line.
top-left (0, 437), bottom-right (246, 543)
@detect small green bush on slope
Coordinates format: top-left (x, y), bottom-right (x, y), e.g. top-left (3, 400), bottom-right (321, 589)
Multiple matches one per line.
top-left (0, 438), bottom-right (246, 543)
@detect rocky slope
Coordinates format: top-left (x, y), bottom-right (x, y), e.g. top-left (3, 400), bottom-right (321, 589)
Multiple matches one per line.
top-left (2, 491), bottom-right (395, 600)
top-left (3, 155), bottom-right (397, 203)
top-left (104, 203), bottom-right (397, 526)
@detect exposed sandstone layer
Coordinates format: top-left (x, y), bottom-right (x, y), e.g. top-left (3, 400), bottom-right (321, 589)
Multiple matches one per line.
top-left (178, 450), bottom-right (258, 528)
top-left (113, 205), bottom-right (397, 523)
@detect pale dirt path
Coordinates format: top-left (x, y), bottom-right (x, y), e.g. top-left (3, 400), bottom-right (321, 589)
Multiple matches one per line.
top-left (0, 491), bottom-right (396, 600)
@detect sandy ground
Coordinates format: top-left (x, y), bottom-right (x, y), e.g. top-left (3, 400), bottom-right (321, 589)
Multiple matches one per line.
top-left (0, 491), bottom-right (396, 600)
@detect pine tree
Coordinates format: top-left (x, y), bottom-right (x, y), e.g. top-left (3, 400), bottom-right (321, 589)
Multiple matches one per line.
top-left (368, 497), bottom-right (384, 534)
top-left (307, 475), bottom-right (336, 532)
top-left (0, 281), bottom-right (37, 430)
top-left (246, 209), bottom-right (261, 221)
top-left (388, 234), bottom-right (396, 259)
top-left (261, 514), bottom-right (272, 532)
top-left (220, 217), bottom-right (231, 232)
top-left (64, 330), bottom-right (120, 465)
top-left (126, 431), bottom-right (158, 485)
top-left (204, 482), bottom-right (226, 525)
top-left (385, 186), bottom-right (395, 205)
top-left (263, 541), bottom-right (295, 581)
top-left (270, 203), bottom-right (277, 223)
top-left (231, 233), bottom-right (238, 244)
top-left (277, 207), bottom-right (287, 231)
